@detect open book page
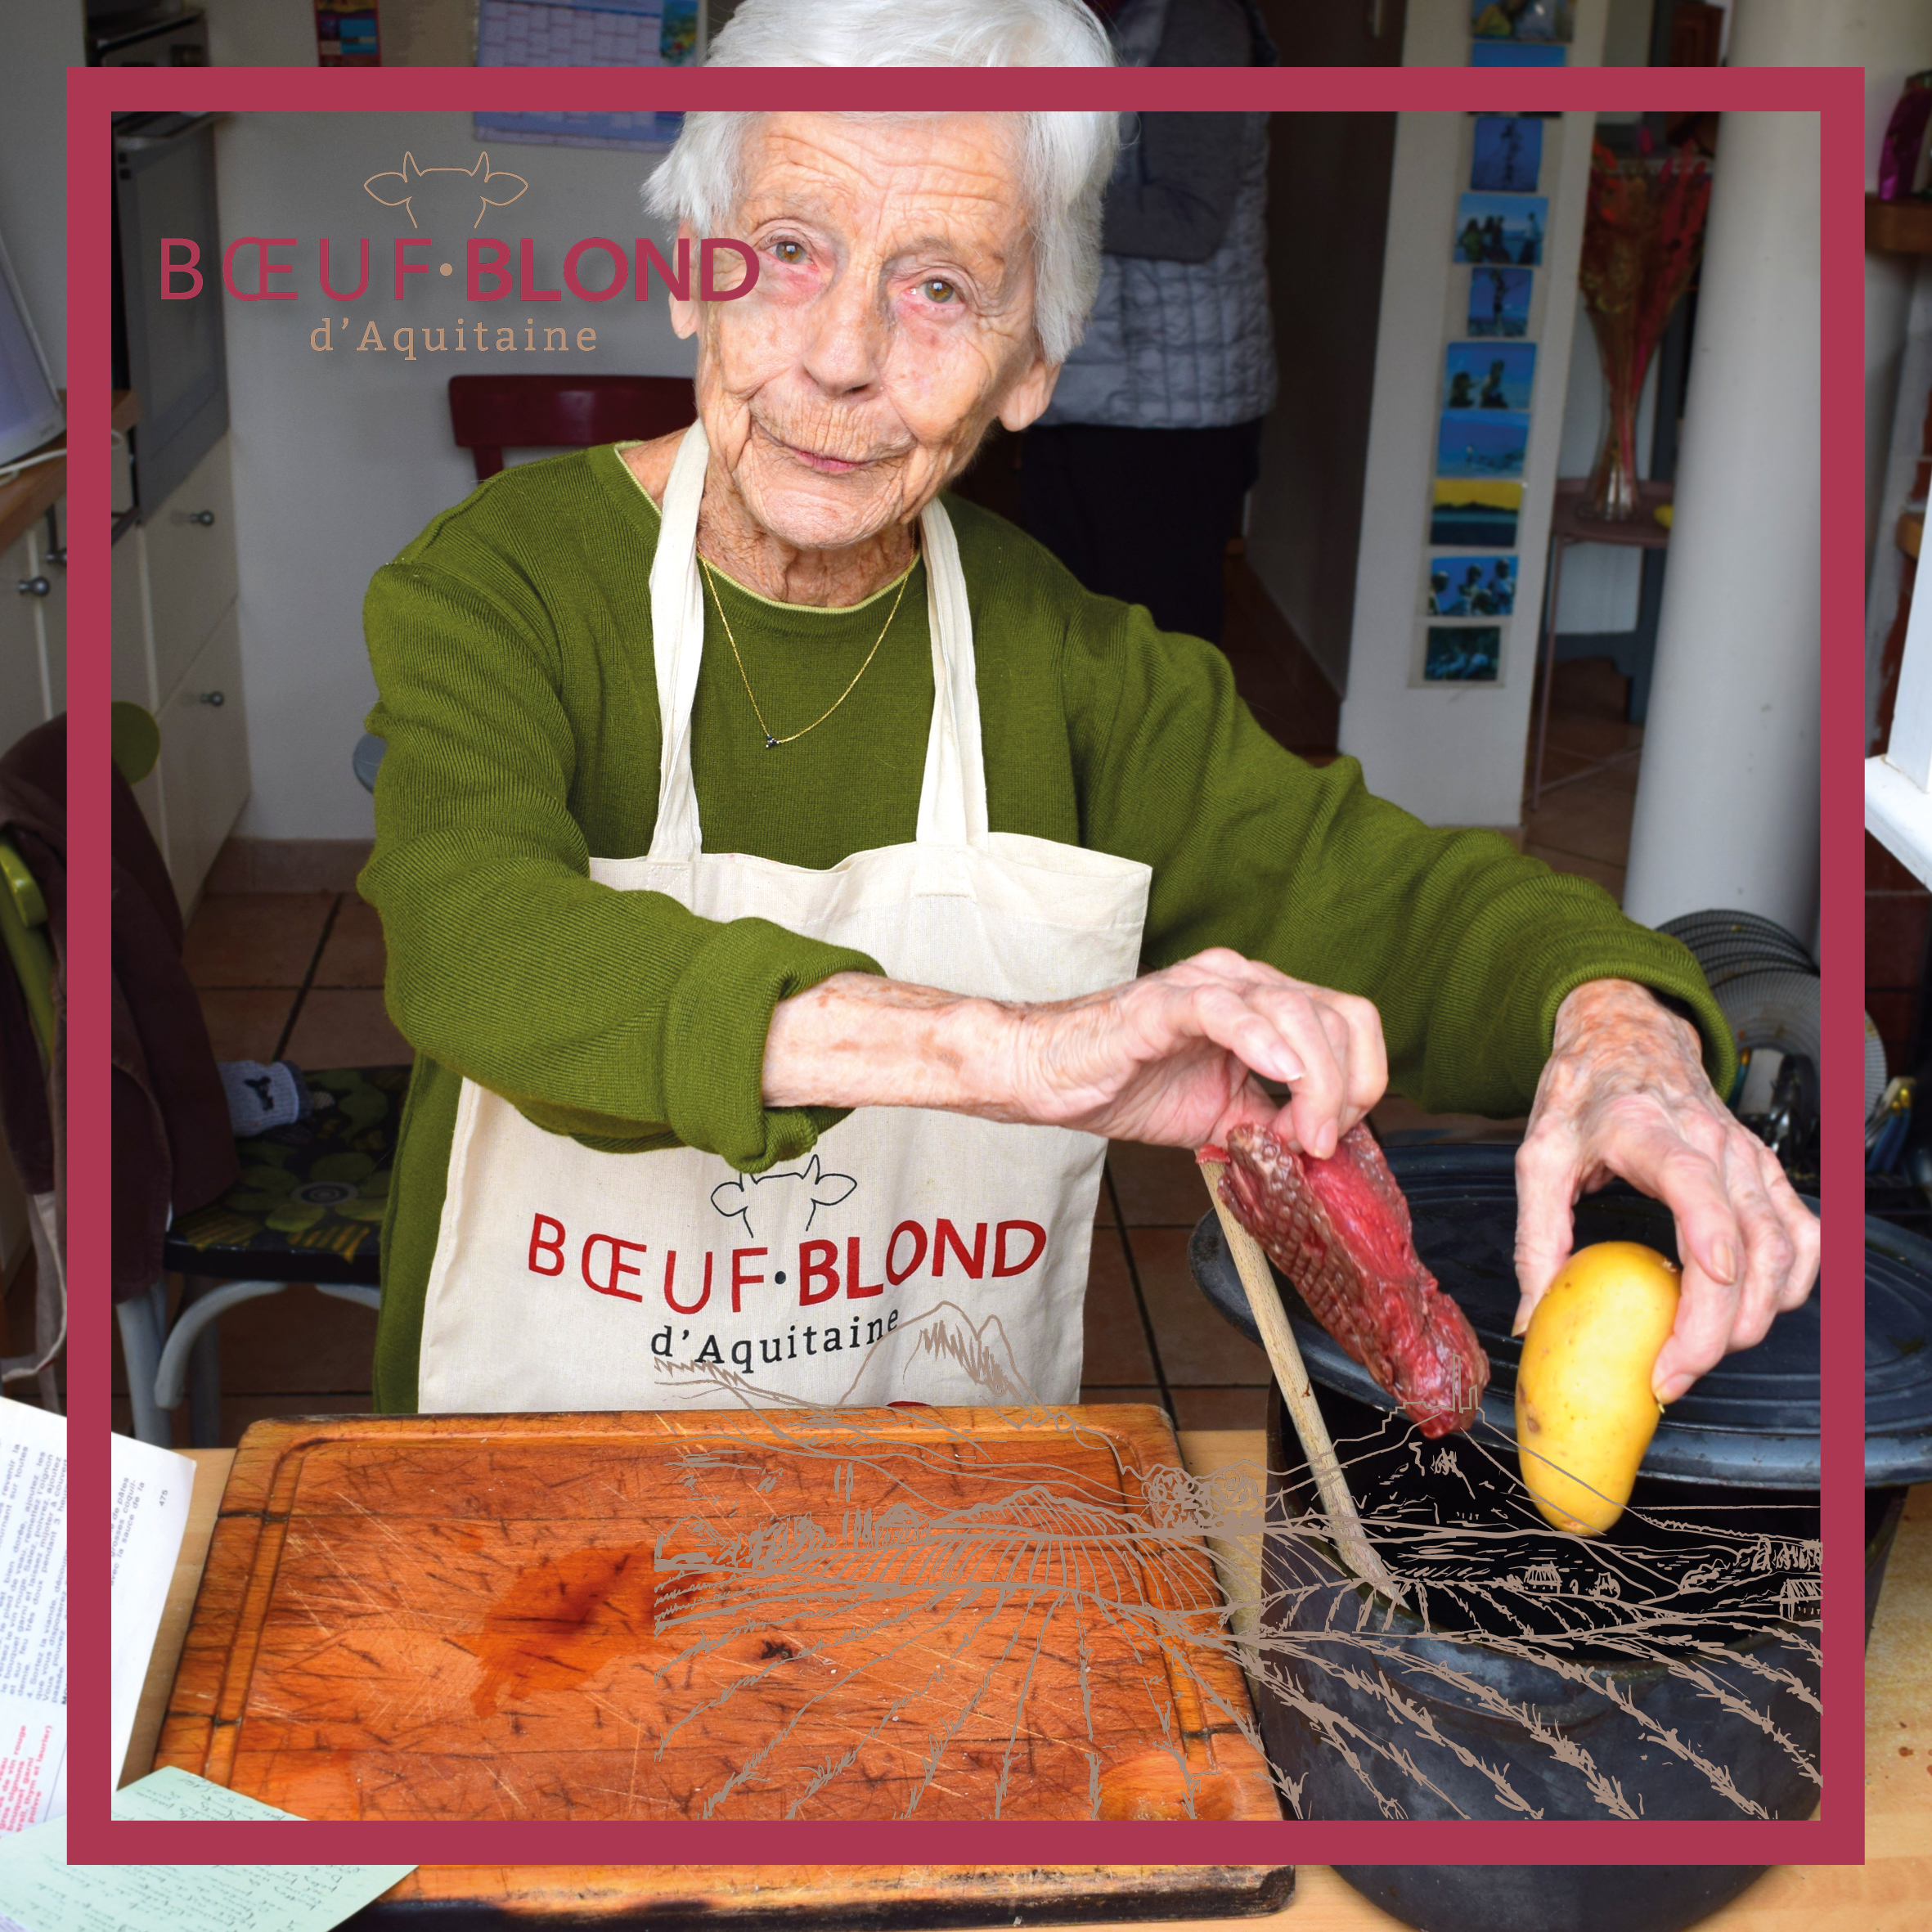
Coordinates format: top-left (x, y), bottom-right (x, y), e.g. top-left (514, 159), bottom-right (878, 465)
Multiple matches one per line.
top-left (0, 1771), bottom-right (415, 1931)
top-left (109, 1433), bottom-right (192, 1790)
top-left (0, 1399), bottom-right (65, 1833)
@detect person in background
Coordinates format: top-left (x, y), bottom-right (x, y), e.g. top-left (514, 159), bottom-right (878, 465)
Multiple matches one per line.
top-left (1018, 0), bottom-right (1277, 646)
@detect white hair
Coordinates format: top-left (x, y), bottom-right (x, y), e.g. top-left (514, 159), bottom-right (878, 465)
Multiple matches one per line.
top-left (643, 0), bottom-right (1119, 365)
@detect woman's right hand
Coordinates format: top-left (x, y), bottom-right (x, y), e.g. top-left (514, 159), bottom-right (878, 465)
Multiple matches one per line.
top-left (763, 950), bottom-right (1388, 1156)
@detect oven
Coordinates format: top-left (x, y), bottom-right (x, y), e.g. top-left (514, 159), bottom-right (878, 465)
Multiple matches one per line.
top-left (112, 109), bottom-right (227, 519)
top-left (88, 4), bottom-right (211, 68)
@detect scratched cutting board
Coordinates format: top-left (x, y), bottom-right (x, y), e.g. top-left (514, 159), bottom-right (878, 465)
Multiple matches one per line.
top-left (346, 1867), bottom-right (1298, 1926)
top-left (156, 1407), bottom-right (1280, 1822)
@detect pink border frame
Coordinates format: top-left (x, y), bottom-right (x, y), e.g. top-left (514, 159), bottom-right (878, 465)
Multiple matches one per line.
top-left (70, 61), bottom-right (1862, 1869)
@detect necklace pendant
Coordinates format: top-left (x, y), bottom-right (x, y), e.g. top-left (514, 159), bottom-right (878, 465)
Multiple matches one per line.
top-left (766, 735), bottom-right (779, 749)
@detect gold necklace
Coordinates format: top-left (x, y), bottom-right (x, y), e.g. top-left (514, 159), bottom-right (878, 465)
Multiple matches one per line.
top-left (700, 554), bottom-right (913, 749)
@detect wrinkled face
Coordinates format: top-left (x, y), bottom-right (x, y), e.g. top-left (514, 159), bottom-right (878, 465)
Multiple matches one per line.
top-left (672, 113), bottom-right (1057, 554)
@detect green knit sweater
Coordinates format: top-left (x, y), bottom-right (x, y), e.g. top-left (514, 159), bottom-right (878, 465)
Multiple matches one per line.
top-left (360, 443), bottom-right (1732, 1412)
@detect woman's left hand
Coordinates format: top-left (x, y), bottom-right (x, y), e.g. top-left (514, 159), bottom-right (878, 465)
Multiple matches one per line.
top-left (1511, 977), bottom-right (1819, 1403)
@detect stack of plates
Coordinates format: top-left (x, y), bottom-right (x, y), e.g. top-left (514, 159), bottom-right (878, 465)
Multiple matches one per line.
top-left (1656, 910), bottom-right (1815, 985)
top-left (1658, 909), bottom-right (1819, 1108)
top-left (1657, 910), bottom-right (1817, 1060)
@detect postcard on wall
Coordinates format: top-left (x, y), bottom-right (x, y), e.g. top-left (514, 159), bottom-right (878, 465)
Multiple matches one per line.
top-left (1424, 624), bottom-right (1503, 683)
top-left (1454, 192), bottom-right (1548, 267)
top-left (1468, 265), bottom-right (1534, 338)
top-left (1436, 409), bottom-right (1530, 480)
top-left (1444, 341), bottom-right (1536, 412)
top-left (1427, 555), bottom-right (1517, 618)
top-left (1471, 0), bottom-right (1574, 43)
top-left (1431, 479), bottom-right (1522, 548)
top-left (1470, 38), bottom-right (1566, 65)
top-left (1471, 115), bottom-right (1543, 192)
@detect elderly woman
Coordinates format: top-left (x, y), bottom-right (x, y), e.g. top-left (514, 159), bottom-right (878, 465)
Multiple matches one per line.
top-left (360, 0), bottom-right (1815, 1417)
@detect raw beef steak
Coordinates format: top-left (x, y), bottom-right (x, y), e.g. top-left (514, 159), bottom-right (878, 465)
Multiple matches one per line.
top-left (1202, 1123), bottom-right (1489, 1437)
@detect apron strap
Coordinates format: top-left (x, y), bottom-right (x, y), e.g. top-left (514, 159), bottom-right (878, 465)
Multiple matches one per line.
top-left (645, 421), bottom-right (989, 860)
top-left (646, 422), bottom-right (713, 861)
top-left (914, 493), bottom-right (989, 849)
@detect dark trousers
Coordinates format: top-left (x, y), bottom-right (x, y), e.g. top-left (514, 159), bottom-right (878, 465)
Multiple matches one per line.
top-left (1018, 418), bottom-right (1265, 644)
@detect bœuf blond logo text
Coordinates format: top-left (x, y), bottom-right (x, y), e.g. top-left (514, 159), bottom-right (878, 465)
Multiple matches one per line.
top-left (156, 152), bottom-right (756, 362)
top-left (160, 232), bottom-right (754, 361)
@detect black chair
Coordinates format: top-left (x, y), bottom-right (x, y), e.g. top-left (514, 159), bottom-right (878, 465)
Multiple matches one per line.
top-left (109, 702), bottom-right (402, 1446)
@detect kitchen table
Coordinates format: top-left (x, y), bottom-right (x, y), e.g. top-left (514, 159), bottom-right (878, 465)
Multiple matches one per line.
top-left (128, 1438), bottom-right (1931, 1930)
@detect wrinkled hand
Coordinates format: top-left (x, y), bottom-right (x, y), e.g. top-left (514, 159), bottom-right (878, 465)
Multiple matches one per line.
top-left (1003, 947), bottom-right (1388, 1155)
top-left (1513, 977), bottom-right (1818, 1403)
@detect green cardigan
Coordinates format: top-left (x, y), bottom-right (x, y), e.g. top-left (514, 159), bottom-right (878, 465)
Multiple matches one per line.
top-left (360, 443), bottom-right (1732, 1411)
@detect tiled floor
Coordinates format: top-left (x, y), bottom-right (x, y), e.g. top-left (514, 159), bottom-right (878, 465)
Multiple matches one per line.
top-left (108, 655), bottom-right (1640, 1445)
top-left (1521, 655), bottom-right (1644, 901)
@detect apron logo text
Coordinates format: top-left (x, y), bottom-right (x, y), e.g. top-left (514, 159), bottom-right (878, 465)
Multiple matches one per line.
top-left (526, 1211), bottom-right (1049, 1311)
top-left (663, 1313), bottom-right (901, 1376)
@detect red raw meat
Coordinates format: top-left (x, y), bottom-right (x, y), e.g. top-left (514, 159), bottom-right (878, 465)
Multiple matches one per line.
top-left (1202, 1123), bottom-right (1489, 1438)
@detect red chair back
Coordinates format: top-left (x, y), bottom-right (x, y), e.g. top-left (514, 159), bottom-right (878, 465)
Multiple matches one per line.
top-left (447, 374), bottom-right (696, 480)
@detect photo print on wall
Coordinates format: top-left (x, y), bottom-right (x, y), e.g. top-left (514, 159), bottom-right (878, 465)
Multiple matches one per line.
top-left (1444, 341), bottom-right (1536, 411)
top-left (1436, 410), bottom-right (1530, 479)
top-left (1470, 43), bottom-right (1566, 67)
top-left (1431, 479), bottom-right (1522, 548)
top-left (1424, 624), bottom-right (1503, 682)
top-left (1468, 265), bottom-right (1533, 336)
top-left (1471, 0), bottom-right (1574, 43)
top-left (1427, 555), bottom-right (1517, 617)
top-left (1454, 192), bottom-right (1548, 265)
top-left (1471, 115), bottom-right (1543, 192)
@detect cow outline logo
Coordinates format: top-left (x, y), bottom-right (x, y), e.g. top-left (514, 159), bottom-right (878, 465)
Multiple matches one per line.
top-left (363, 151), bottom-right (528, 230)
top-left (710, 1154), bottom-right (856, 1241)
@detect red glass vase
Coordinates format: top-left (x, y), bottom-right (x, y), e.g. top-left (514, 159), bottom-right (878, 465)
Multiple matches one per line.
top-left (1581, 308), bottom-right (1650, 523)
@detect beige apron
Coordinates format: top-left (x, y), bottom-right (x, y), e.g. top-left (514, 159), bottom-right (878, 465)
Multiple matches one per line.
top-left (417, 424), bottom-right (1151, 1413)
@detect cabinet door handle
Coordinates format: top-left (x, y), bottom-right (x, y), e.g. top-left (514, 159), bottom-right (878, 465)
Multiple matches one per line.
top-left (16, 577), bottom-right (50, 598)
top-left (187, 510), bottom-right (216, 527)
top-left (197, 690), bottom-right (226, 707)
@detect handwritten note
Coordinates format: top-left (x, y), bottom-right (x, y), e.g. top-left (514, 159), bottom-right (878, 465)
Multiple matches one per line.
top-left (0, 1771), bottom-right (414, 1932)
top-left (0, 1399), bottom-right (66, 1832)
top-left (110, 1767), bottom-right (304, 1822)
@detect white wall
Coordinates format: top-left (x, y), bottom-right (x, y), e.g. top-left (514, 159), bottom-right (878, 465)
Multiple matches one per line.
top-left (0, 0), bottom-right (84, 387)
top-left (213, 112), bottom-right (695, 839)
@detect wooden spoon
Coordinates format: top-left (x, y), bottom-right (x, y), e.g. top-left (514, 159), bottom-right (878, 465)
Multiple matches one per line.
top-left (1201, 1160), bottom-right (1404, 1605)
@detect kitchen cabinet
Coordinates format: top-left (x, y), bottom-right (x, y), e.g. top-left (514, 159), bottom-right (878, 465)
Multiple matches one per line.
top-left (111, 525), bottom-right (168, 855)
top-left (142, 432), bottom-right (237, 703)
top-left (113, 427), bottom-right (249, 910)
top-left (154, 608), bottom-right (248, 903)
top-left (2, 505), bottom-right (65, 754)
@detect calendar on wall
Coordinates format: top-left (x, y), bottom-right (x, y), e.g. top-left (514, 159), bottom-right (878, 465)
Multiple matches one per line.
top-left (474, 0), bottom-right (699, 151)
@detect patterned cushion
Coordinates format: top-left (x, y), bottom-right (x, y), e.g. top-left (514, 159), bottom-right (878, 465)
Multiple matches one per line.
top-left (162, 1067), bottom-right (407, 1286)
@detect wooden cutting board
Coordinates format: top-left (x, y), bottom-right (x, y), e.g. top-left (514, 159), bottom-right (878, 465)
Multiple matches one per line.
top-left (347, 1866), bottom-right (1298, 1926)
top-left (156, 1406), bottom-right (1281, 1822)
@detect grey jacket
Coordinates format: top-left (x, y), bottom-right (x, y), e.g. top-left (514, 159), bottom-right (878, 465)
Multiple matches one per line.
top-left (1039, 0), bottom-right (1278, 431)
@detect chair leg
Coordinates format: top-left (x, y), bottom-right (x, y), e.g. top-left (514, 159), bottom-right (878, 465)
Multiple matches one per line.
top-left (116, 1292), bottom-right (168, 1447)
top-left (316, 1283), bottom-right (381, 1312)
top-left (153, 1280), bottom-right (290, 1416)
top-left (33, 1220), bottom-right (60, 1413)
top-left (180, 1276), bottom-right (224, 1449)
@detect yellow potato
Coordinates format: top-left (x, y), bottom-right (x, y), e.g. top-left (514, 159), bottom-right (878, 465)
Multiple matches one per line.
top-left (1515, 1242), bottom-right (1681, 1535)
